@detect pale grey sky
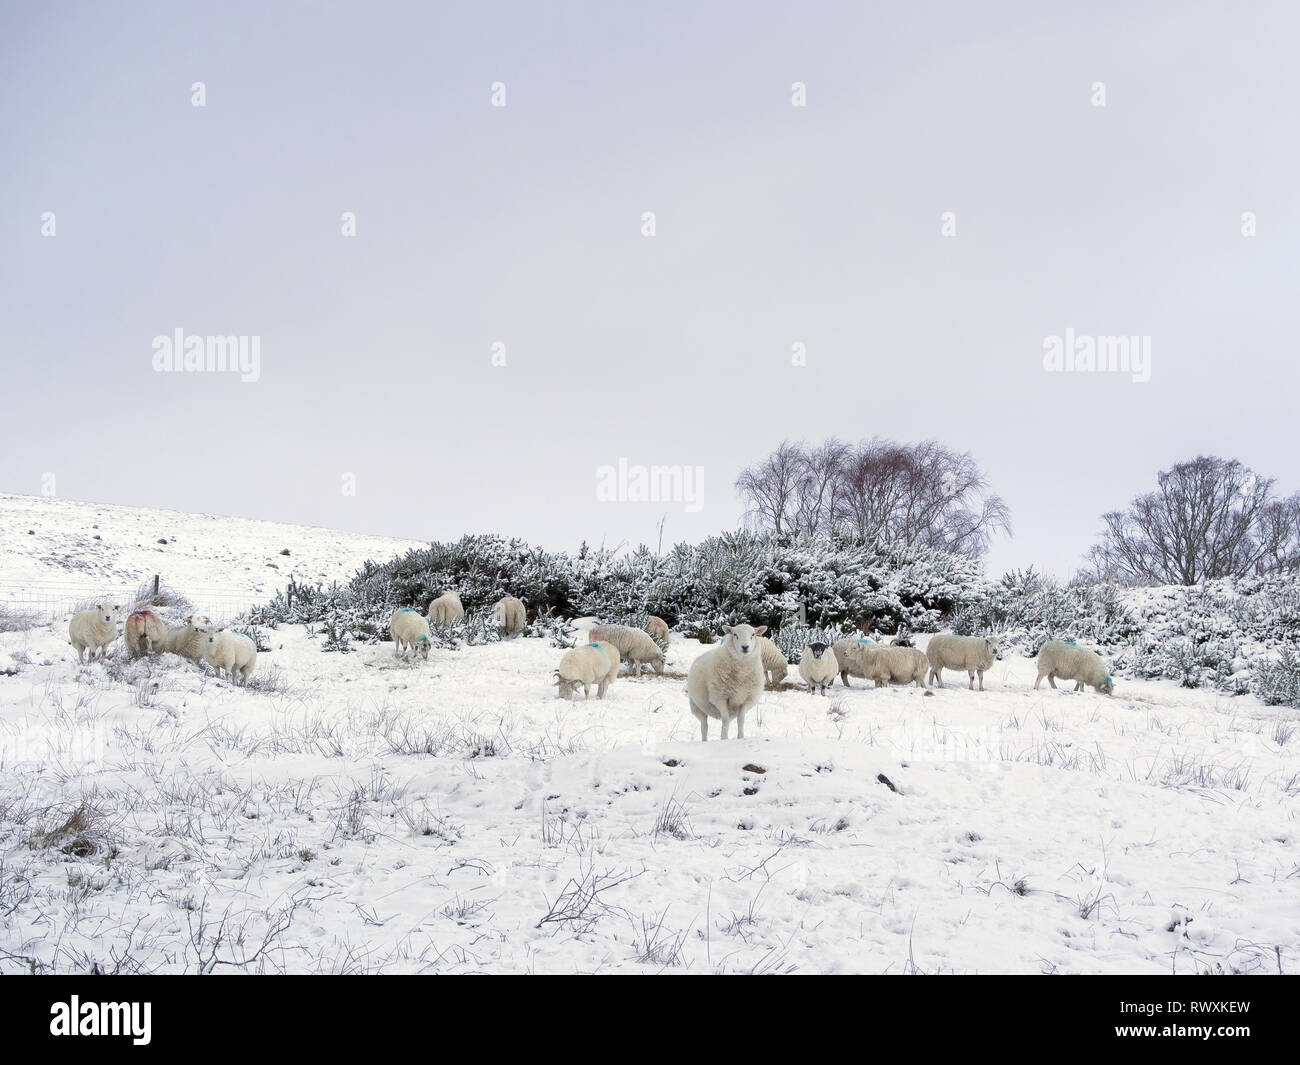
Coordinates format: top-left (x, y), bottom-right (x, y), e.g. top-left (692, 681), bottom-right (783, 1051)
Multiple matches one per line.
top-left (3, 0), bottom-right (1297, 576)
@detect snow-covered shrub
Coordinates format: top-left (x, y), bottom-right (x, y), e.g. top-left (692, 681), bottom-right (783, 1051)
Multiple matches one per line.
top-left (1252, 649), bottom-right (1300, 708)
top-left (250, 532), bottom-right (981, 651)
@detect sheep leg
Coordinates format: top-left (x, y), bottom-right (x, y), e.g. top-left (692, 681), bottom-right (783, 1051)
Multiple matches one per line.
top-left (735, 709), bottom-right (746, 739)
top-left (690, 701), bottom-right (708, 741)
top-left (977, 670), bottom-right (985, 691)
top-left (839, 672), bottom-right (850, 687)
top-left (1048, 675), bottom-right (1058, 689)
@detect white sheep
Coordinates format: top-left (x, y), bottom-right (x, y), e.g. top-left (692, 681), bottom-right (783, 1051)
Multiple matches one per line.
top-left (492, 595), bottom-right (526, 636)
top-left (587, 624), bottom-right (664, 676)
top-left (160, 615), bottom-right (214, 661)
top-left (852, 643), bottom-right (929, 688)
top-left (69, 603), bottom-right (122, 662)
top-left (555, 641), bottom-right (620, 699)
top-left (832, 636), bottom-right (877, 687)
top-left (199, 628), bottom-right (258, 685)
top-left (390, 608), bottom-right (431, 659)
top-left (427, 590), bottom-right (465, 626)
top-left (124, 608), bottom-right (166, 656)
top-left (926, 634), bottom-right (1003, 691)
top-left (798, 641), bottom-right (839, 694)
top-left (758, 635), bottom-right (789, 685)
top-left (1034, 640), bottom-right (1114, 695)
top-left (686, 623), bottom-right (767, 740)
top-left (646, 616), bottom-right (670, 645)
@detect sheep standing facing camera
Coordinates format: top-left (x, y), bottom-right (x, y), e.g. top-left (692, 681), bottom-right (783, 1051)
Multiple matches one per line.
top-left (200, 628), bottom-right (258, 685)
top-left (69, 603), bottom-right (123, 662)
top-left (686, 623), bottom-right (767, 740)
top-left (161, 615), bottom-right (213, 660)
top-left (798, 641), bottom-right (839, 694)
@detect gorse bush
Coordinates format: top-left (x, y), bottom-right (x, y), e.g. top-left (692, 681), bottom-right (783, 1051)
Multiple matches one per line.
top-left (1252, 649), bottom-right (1300, 709)
top-left (250, 532), bottom-right (982, 645)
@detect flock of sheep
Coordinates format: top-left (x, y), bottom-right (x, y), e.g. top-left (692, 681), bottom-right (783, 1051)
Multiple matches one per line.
top-left (67, 603), bottom-right (258, 684)
top-left (65, 593), bottom-right (1117, 736)
top-left (392, 594), bottom-right (1118, 742)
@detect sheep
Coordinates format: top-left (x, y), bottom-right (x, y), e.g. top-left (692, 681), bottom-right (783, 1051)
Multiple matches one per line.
top-left (646, 615), bottom-right (670, 645)
top-left (124, 608), bottom-right (166, 657)
top-left (926, 634), bottom-right (1003, 691)
top-left (798, 641), bottom-right (839, 694)
top-left (427, 590), bottom-right (465, 626)
top-left (758, 635), bottom-right (789, 685)
top-left (492, 595), bottom-right (526, 636)
top-left (889, 636), bottom-right (914, 647)
top-left (1034, 640), bottom-right (1114, 696)
top-left (686, 623), bottom-right (767, 740)
top-left (160, 615), bottom-right (214, 660)
top-left (69, 603), bottom-right (122, 662)
top-left (854, 643), bottom-right (930, 689)
top-left (555, 641), bottom-right (620, 700)
top-left (587, 624), bottom-right (664, 676)
top-left (832, 637), bottom-right (878, 687)
top-left (390, 608), bottom-right (431, 659)
top-left (199, 628), bottom-right (258, 685)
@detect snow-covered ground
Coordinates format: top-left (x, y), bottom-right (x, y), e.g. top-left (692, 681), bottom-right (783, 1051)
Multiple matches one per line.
top-left (0, 493), bottom-right (423, 621)
top-left (0, 496), bottom-right (1296, 974)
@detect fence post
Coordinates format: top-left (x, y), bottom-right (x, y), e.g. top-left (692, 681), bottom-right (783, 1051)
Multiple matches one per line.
top-left (153, 574), bottom-right (160, 599)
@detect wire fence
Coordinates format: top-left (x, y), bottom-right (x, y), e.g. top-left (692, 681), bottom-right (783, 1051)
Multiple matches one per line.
top-left (0, 576), bottom-right (264, 627)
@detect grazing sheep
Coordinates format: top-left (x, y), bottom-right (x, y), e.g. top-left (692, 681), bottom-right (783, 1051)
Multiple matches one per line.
top-left (555, 641), bottom-right (619, 700)
top-left (69, 603), bottom-right (122, 662)
top-left (124, 608), bottom-right (166, 657)
top-left (200, 628), bottom-right (258, 685)
top-left (587, 624), bottom-right (664, 676)
top-left (832, 637), bottom-right (877, 687)
top-left (889, 636), bottom-right (914, 647)
top-left (758, 636), bottom-right (789, 685)
top-left (926, 634), bottom-right (1003, 691)
top-left (1034, 640), bottom-right (1114, 696)
top-left (428, 591), bottom-right (465, 626)
top-left (161, 615), bottom-right (214, 661)
top-left (686, 623), bottom-right (767, 740)
top-left (798, 641), bottom-right (839, 694)
top-left (856, 644), bottom-right (930, 689)
top-left (492, 595), bottom-right (526, 636)
top-left (390, 608), bottom-right (431, 660)
top-left (646, 616), bottom-right (670, 645)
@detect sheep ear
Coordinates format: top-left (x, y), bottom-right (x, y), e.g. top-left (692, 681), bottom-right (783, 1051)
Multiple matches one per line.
top-left (721, 625), bottom-right (732, 634)
top-left (754, 626), bottom-right (767, 636)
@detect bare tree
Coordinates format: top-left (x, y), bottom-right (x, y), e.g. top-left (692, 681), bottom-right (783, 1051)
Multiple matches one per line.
top-left (735, 439), bottom-right (804, 534)
top-left (1089, 456), bottom-right (1281, 584)
top-left (1256, 493), bottom-right (1300, 574)
top-left (735, 437), bottom-right (1011, 559)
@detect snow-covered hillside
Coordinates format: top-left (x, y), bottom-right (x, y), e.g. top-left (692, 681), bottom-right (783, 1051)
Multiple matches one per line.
top-left (0, 520), bottom-right (1297, 972)
top-left (0, 493), bottom-right (424, 621)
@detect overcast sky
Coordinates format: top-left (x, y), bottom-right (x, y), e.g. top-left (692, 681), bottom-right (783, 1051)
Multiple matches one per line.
top-left (3, 0), bottom-right (1297, 576)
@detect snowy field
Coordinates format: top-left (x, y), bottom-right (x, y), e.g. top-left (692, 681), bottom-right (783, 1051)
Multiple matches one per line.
top-left (0, 492), bottom-right (423, 618)
top-left (0, 498), bottom-right (1296, 974)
